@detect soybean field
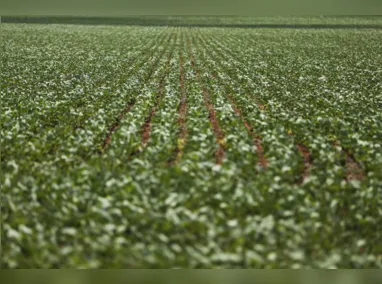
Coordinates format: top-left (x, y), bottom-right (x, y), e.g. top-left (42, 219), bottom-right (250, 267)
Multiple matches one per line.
top-left (1, 19), bottom-right (382, 268)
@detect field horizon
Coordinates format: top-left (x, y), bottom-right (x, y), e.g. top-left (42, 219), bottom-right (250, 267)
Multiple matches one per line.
top-left (2, 15), bottom-right (382, 28)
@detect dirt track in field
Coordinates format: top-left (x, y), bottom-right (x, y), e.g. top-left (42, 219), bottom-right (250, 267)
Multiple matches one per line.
top-left (332, 140), bottom-right (365, 181)
top-left (296, 143), bottom-right (313, 184)
top-left (101, 36), bottom-right (172, 155)
top-left (100, 32), bottom-right (365, 184)
top-left (168, 53), bottom-right (188, 165)
top-left (343, 147), bottom-right (365, 181)
top-left (190, 54), bottom-right (226, 165)
top-left (100, 102), bottom-right (135, 153)
top-left (226, 95), bottom-right (268, 169)
top-left (141, 50), bottom-right (173, 148)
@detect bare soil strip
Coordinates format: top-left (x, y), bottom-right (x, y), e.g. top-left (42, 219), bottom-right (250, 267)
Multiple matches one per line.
top-left (254, 137), bottom-right (268, 169)
top-left (343, 147), bottom-right (365, 181)
top-left (100, 36), bottom-right (171, 154)
top-left (226, 95), bottom-right (268, 169)
top-left (296, 143), bottom-right (313, 184)
top-left (333, 141), bottom-right (365, 181)
top-left (168, 54), bottom-right (188, 165)
top-left (191, 35), bottom-right (269, 165)
top-left (130, 50), bottom-right (174, 159)
top-left (58, 36), bottom-right (164, 156)
top-left (343, 150), bottom-right (365, 181)
top-left (100, 102), bottom-right (135, 153)
top-left (286, 129), bottom-right (313, 183)
top-left (190, 55), bottom-right (225, 164)
top-left (256, 95), bottom-right (313, 180)
top-left (257, 103), bottom-right (266, 111)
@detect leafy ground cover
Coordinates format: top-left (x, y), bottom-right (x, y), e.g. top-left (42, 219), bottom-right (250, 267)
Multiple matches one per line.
top-left (1, 19), bottom-right (382, 268)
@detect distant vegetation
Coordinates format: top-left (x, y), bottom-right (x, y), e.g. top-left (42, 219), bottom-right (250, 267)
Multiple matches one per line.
top-left (3, 15), bottom-right (382, 28)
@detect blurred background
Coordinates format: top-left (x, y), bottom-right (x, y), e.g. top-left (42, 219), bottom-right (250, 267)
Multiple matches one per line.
top-left (1, 0), bottom-right (382, 16)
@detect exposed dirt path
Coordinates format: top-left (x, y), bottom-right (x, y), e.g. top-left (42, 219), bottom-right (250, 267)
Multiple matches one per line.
top-left (100, 102), bottom-right (135, 153)
top-left (296, 143), bottom-right (313, 184)
top-left (168, 53), bottom-right (188, 165)
top-left (255, 96), bottom-right (314, 181)
top-left (333, 141), bottom-right (365, 181)
top-left (226, 95), bottom-right (268, 169)
top-left (345, 150), bottom-right (365, 181)
top-left (257, 103), bottom-right (266, 111)
top-left (100, 35), bottom-right (171, 154)
top-left (189, 55), bottom-right (225, 164)
top-left (339, 143), bottom-right (365, 181)
top-left (132, 49), bottom-right (174, 158)
top-left (285, 128), bottom-right (313, 183)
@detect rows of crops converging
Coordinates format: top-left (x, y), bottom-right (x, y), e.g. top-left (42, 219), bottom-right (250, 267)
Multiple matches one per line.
top-left (1, 23), bottom-right (382, 268)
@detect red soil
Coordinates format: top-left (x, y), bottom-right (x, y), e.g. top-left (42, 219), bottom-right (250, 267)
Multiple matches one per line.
top-left (141, 55), bottom-right (172, 147)
top-left (333, 141), bottom-right (365, 181)
top-left (168, 54), bottom-right (188, 165)
top-left (296, 143), bottom-right (313, 184)
top-left (257, 103), bottom-right (266, 111)
top-left (100, 36), bottom-right (173, 154)
top-left (100, 102), bottom-right (134, 152)
top-left (343, 148), bottom-right (365, 181)
top-left (190, 55), bottom-right (225, 164)
top-left (254, 137), bottom-right (268, 169)
top-left (226, 94), bottom-right (268, 169)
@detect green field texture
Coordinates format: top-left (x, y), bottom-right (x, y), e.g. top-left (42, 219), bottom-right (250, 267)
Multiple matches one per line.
top-left (1, 17), bottom-right (382, 268)
top-left (3, 15), bottom-right (382, 27)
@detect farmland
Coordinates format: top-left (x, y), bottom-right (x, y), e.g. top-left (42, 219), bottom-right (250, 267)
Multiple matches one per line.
top-left (1, 18), bottom-right (382, 268)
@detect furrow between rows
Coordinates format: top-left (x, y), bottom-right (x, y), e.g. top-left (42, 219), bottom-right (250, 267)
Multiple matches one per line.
top-left (99, 32), bottom-right (173, 154)
top-left (202, 30), bottom-right (366, 183)
top-left (168, 52), bottom-right (188, 165)
top-left (226, 94), bottom-right (268, 169)
top-left (187, 42), bottom-right (225, 164)
top-left (131, 37), bottom-right (176, 158)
